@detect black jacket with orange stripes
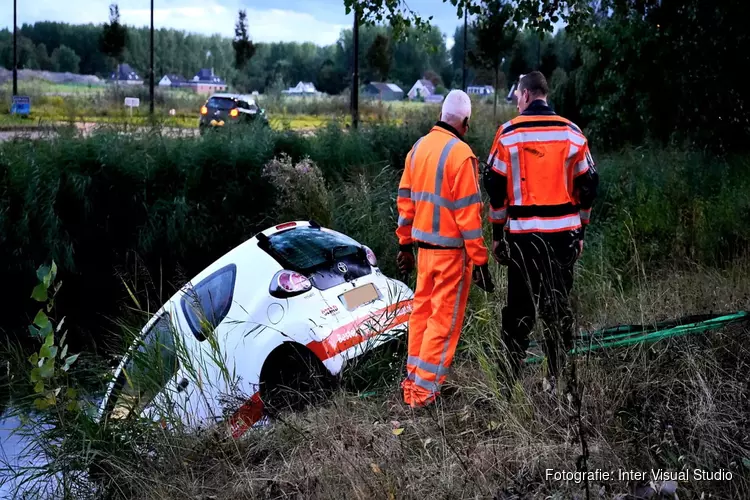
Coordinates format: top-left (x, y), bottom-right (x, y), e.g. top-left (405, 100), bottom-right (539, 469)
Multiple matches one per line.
top-left (483, 100), bottom-right (599, 241)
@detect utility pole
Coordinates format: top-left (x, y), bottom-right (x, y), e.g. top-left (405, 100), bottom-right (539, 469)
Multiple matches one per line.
top-left (12, 0), bottom-right (18, 96)
top-left (149, 0), bottom-right (155, 115)
top-left (462, 5), bottom-right (467, 91)
top-left (351, 5), bottom-right (359, 130)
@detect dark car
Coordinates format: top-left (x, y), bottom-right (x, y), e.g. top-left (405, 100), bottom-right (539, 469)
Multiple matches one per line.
top-left (199, 93), bottom-right (268, 135)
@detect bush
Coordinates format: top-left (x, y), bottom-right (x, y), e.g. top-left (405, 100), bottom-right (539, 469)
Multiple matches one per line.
top-left (262, 153), bottom-right (331, 226)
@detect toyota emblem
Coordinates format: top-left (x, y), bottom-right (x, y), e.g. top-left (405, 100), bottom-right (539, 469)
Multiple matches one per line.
top-left (337, 262), bottom-right (348, 274)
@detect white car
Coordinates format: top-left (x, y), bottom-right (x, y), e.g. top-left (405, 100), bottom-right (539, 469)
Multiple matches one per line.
top-left (95, 220), bottom-right (414, 438)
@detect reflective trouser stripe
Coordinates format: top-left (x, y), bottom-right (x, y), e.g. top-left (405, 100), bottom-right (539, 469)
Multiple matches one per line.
top-left (508, 214), bottom-right (582, 232)
top-left (398, 216), bottom-right (412, 227)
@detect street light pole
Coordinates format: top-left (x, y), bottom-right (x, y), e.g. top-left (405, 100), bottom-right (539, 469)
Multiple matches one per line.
top-left (149, 0), bottom-right (155, 115)
top-left (13, 0), bottom-right (18, 96)
top-left (351, 5), bottom-right (359, 130)
top-left (462, 5), bottom-right (467, 91)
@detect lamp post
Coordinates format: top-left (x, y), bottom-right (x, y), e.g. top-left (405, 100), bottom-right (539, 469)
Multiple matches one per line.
top-left (13, 0), bottom-right (18, 96)
top-left (149, 0), bottom-right (155, 115)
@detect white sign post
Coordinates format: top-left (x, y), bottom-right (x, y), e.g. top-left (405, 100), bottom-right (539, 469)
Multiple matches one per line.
top-left (124, 97), bottom-right (140, 117)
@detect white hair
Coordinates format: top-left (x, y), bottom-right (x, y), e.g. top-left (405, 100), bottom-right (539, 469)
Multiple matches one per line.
top-left (440, 89), bottom-right (471, 125)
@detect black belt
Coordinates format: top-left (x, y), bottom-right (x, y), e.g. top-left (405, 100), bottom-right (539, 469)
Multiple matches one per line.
top-left (417, 241), bottom-right (463, 250)
top-left (507, 203), bottom-right (579, 218)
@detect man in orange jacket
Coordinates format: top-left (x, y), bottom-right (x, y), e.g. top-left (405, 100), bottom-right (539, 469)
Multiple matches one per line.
top-left (395, 90), bottom-right (494, 408)
top-left (483, 71), bottom-right (599, 387)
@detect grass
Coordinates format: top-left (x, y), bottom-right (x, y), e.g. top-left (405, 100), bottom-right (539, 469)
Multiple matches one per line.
top-left (2, 116), bottom-right (750, 498)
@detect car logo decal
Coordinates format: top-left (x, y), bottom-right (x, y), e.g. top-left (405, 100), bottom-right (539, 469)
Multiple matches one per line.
top-left (337, 262), bottom-right (348, 274)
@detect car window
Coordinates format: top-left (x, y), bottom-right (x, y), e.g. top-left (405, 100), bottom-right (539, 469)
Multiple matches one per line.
top-left (206, 97), bottom-right (236, 110)
top-left (180, 264), bottom-right (237, 341)
top-left (108, 314), bottom-right (178, 420)
top-left (265, 227), bottom-right (361, 272)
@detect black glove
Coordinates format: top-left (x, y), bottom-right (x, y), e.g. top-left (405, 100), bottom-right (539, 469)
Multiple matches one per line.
top-left (396, 244), bottom-right (415, 276)
top-left (492, 230), bottom-right (511, 266)
top-left (472, 263), bottom-right (495, 293)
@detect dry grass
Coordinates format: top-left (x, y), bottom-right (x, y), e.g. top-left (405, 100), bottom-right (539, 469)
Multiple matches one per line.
top-left (96, 259), bottom-right (750, 500)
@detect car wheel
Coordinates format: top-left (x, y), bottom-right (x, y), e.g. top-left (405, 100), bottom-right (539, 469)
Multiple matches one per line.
top-left (259, 343), bottom-right (336, 418)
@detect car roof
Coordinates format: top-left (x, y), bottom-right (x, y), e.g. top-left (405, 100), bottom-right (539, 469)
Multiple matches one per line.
top-left (209, 93), bottom-right (256, 104)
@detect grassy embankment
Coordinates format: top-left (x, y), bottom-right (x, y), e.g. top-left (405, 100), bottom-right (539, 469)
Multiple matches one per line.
top-left (1, 105), bottom-right (750, 498)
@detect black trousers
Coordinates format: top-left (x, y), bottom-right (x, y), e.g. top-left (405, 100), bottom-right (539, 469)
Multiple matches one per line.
top-left (500, 230), bottom-right (580, 379)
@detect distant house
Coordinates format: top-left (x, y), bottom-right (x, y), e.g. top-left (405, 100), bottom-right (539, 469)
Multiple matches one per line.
top-left (282, 81), bottom-right (317, 95)
top-left (362, 82), bottom-right (404, 101)
top-left (187, 68), bottom-right (228, 94)
top-left (467, 85), bottom-right (495, 96)
top-left (407, 79), bottom-right (436, 100)
top-left (159, 74), bottom-right (187, 88)
top-left (109, 63), bottom-right (142, 85)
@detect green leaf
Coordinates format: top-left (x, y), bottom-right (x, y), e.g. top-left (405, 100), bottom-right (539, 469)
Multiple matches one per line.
top-left (44, 332), bottom-right (55, 348)
top-left (34, 310), bottom-right (50, 329)
top-left (66, 400), bottom-right (78, 412)
top-left (63, 353), bottom-right (79, 371)
top-left (30, 367), bottom-right (41, 383)
top-left (40, 345), bottom-right (53, 358)
top-left (34, 398), bottom-right (50, 411)
top-left (40, 358), bottom-right (55, 379)
top-left (28, 324), bottom-right (41, 338)
top-left (66, 387), bottom-right (77, 399)
top-left (60, 344), bottom-right (68, 359)
top-left (36, 265), bottom-right (51, 284)
top-left (28, 352), bottom-right (39, 365)
top-left (39, 322), bottom-right (53, 338)
top-left (31, 284), bottom-right (48, 302)
top-left (50, 261), bottom-right (58, 282)
top-left (33, 380), bottom-right (44, 394)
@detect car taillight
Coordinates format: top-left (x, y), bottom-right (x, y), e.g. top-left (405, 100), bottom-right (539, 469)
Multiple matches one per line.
top-left (230, 108), bottom-right (239, 118)
top-left (200, 106), bottom-right (208, 115)
top-left (270, 270), bottom-right (312, 298)
top-left (364, 245), bottom-right (377, 266)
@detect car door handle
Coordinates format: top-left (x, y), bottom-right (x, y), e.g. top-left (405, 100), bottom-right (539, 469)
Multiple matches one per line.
top-left (176, 378), bottom-right (189, 392)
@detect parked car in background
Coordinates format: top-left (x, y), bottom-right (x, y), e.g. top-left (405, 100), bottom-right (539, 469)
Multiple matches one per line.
top-left (199, 93), bottom-right (268, 135)
top-left (95, 220), bottom-right (414, 438)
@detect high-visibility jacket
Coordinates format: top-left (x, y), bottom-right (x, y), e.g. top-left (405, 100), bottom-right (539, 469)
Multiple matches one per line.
top-left (396, 122), bottom-right (489, 266)
top-left (484, 100), bottom-right (599, 239)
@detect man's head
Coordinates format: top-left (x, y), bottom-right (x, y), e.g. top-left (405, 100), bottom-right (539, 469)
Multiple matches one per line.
top-left (440, 89), bottom-right (472, 137)
top-left (515, 71), bottom-right (549, 113)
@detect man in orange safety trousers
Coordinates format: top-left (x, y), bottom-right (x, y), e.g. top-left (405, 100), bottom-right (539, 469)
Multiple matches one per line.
top-left (395, 89), bottom-right (495, 408)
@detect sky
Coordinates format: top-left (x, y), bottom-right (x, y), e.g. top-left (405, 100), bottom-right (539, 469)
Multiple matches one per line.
top-left (1, 0), bottom-right (466, 48)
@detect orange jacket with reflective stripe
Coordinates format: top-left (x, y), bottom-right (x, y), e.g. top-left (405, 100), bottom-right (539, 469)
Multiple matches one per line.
top-left (484, 100), bottom-right (599, 238)
top-left (396, 123), bottom-right (489, 266)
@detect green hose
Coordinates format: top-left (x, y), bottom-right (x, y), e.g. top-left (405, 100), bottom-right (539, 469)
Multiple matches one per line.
top-left (525, 311), bottom-right (749, 364)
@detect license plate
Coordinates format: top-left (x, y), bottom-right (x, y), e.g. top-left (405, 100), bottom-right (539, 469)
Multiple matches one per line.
top-left (339, 283), bottom-right (380, 311)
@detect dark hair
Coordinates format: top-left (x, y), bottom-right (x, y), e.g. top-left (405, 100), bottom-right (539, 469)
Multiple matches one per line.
top-left (519, 71), bottom-right (549, 97)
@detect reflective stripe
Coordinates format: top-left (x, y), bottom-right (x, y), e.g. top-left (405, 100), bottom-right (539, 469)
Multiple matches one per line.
top-left (433, 138), bottom-right (460, 234)
top-left (574, 159), bottom-right (589, 176)
top-left (411, 191), bottom-right (456, 208)
top-left (500, 129), bottom-right (585, 147)
top-left (398, 188), bottom-right (411, 199)
top-left (490, 207), bottom-right (507, 220)
top-left (398, 216), bottom-right (412, 227)
top-left (414, 374), bottom-right (439, 393)
top-left (509, 146), bottom-right (522, 205)
top-left (461, 228), bottom-right (483, 240)
top-left (580, 208), bottom-right (591, 223)
top-left (407, 355), bottom-right (450, 377)
top-left (565, 145), bottom-right (580, 192)
top-left (454, 193), bottom-right (481, 209)
top-left (409, 138), bottom-right (423, 171)
top-left (411, 229), bottom-right (464, 247)
top-left (508, 214), bottom-right (582, 232)
top-left (492, 158), bottom-right (508, 174)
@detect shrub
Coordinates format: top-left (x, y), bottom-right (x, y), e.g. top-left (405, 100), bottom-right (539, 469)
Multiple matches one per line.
top-left (262, 153), bottom-right (332, 226)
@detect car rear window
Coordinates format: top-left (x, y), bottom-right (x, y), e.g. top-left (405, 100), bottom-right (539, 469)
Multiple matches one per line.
top-left (207, 97), bottom-right (236, 110)
top-left (266, 227), bottom-right (362, 272)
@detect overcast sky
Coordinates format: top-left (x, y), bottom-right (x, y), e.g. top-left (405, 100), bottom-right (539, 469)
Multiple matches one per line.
top-left (2, 0), bottom-right (466, 48)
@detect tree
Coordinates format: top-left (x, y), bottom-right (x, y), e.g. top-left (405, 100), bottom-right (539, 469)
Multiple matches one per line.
top-left (470, 0), bottom-right (517, 122)
top-left (51, 45), bottom-right (81, 73)
top-left (233, 9), bottom-right (256, 70)
top-left (343, 0), bottom-right (594, 39)
top-left (366, 34), bottom-right (391, 81)
top-left (35, 43), bottom-right (51, 71)
top-left (99, 4), bottom-right (128, 68)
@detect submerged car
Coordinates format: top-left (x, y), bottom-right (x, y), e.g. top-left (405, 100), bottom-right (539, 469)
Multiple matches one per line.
top-left (198, 93), bottom-right (268, 135)
top-left (95, 220), bottom-right (414, 438)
